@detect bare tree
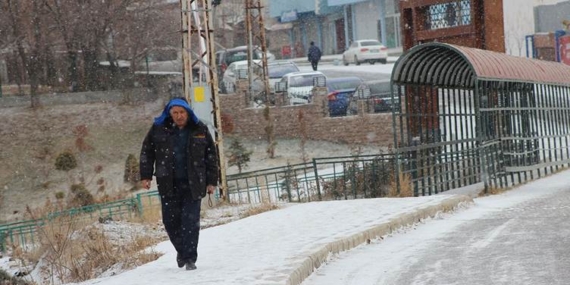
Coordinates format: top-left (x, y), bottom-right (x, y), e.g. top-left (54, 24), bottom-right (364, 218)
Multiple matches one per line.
top-left (1, 0), bottom-right (46, 108)
top-left (1, 0), bottom-right (179, 93)
top-left (42, 0), bottom-right (84, 91)
top-left (43, 0), bottom-right (136, 91)
top-left (115, 0), bottom-right (180, 74)
top-left (213, 0), bottom-right (246, 47)
top-left (81, 0), bottom-right (135, 90)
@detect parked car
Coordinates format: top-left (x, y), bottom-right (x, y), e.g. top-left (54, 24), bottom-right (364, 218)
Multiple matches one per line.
top-left (221, 60), bottom-right (260, 93)
top-left (267, 61), bottom-right (299, 93)
top-left (248, 61), bottom-right (300, 101)
top-left (368, 80), bottom-right (399, 113)
top-left (217, 46), bottom-right (275, 93)
top-left (279, 71), bottom-right (326, 105)
top-left (326, 77), bottom-right (367, 117)
top-left (218, 46), bottom-right (275, 74)
top-left (342, 40), bottom-right (388, 65)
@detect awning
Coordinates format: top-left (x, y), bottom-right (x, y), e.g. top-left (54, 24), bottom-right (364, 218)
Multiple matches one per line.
top-left (392, 43), bottom-right (570, 88)
top-left (267, 22), bottom-right (293, 31)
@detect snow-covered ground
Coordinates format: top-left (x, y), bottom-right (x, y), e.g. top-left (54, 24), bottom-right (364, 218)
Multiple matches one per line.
top-left (41, 194), bottom-right (464, 285)
top-left (303, 169), bottom-right (570, 285)
top-left (3, 168), bottom-right (568, 285)
top-left (298, 60), bottom-right (396, 75)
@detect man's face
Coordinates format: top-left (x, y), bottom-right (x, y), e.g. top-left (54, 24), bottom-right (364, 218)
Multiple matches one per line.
top-left (169, 106), bottom-right (188, 128)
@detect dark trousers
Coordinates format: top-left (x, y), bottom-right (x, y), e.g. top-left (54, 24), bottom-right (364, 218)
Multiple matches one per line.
top-left (311, 61), bottom-right (319, 71)
top-left (160, 179), bottom-right (202, 263)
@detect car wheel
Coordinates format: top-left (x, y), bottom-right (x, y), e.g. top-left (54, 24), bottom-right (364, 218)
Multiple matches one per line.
top-left (343, 56), bottom-right (349, 66)
top-left (355, 56), bottom-right (360, 66)
top-left (380, 59), bottom-right (387, 64)
top-left (370, 61), bottom-right (375, 65)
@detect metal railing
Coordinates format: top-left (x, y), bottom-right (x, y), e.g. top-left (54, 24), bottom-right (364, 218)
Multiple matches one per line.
top-left (226, 154), bottom-right (396, 204)
top-left (1, 153), bottom-right (396, 251)
top-left (0, 198), bottom-right (140, 252)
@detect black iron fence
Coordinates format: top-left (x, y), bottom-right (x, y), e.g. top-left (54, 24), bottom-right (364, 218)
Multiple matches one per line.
top-left (226, 154), bottom-right (396, 204)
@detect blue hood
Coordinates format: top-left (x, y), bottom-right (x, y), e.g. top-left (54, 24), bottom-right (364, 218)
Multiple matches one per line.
top-left (153, 98), bottom-right (199, 126)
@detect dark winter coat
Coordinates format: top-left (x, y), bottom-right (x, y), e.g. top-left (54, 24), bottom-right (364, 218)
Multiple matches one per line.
top-left (308, 45), bottom-right (322, 62)
top-left (140, 118), bottom-right (219, 200)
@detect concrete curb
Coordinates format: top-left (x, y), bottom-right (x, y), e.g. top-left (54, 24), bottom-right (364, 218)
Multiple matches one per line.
top-left (285, 195), bottom-right (474, 285)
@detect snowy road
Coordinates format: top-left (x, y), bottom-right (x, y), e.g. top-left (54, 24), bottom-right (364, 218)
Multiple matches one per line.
top-left (298, 61), bottom-right (394, 81)
top-left (303, 173), bottom-right (570, 285)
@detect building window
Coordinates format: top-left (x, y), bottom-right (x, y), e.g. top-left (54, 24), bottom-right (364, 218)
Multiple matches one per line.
top-left (426, 0), bottom-right (471, 30)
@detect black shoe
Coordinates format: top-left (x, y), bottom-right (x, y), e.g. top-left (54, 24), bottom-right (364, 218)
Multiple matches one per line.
top-left (185, 261), bottom-right (197, 271)
top-left (176, 253), bottom-right (184, 268)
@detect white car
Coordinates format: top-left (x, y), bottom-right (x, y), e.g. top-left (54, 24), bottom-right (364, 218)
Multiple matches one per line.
top-left (279, 71), bottom-right (326, 105)
top-left (342, 39), bottom-right (388, 65)
top-left (267, 61), bottom-right (300, 94)
top-left (221, 60), bottom-right (260, 93)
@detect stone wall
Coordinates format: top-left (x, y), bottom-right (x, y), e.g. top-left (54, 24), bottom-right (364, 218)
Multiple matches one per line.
top-left (0, 84), bottom-right (396, 147)
top-left (0, 88), bottom-right (159, 108)
top-left (219, 91), bottom-right (395, 146)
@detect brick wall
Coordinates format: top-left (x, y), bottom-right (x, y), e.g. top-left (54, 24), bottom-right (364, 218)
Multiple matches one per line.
top-left (219, 91), bottom-right (396, 147)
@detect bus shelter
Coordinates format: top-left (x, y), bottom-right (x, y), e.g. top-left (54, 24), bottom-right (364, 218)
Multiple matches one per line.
top-left (391, 43), bottom-right (570, 195)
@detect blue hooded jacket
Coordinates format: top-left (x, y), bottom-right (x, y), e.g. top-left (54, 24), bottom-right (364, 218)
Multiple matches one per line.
top-left (153, 98), bottom-right (199, 126)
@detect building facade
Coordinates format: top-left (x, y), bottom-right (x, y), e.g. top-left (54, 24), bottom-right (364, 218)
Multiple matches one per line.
top-left (265, 0), bottom-right (562, 58)
top-left (267, 0), bottom-right (402, 57)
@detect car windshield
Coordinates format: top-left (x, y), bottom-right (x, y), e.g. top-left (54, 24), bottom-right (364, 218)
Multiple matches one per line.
top-left (225, 49), bottom-right (261, 64)
top-left (360, 41), bottom-right (381, 47)
top-left (289, 74), bottom-right (325, 87)
top-left (328, 79), bottom-right (362, 90)
top-left (226, 51), bottom-right (248, 64)
top-left (268, 64), bottom-right (299, 78)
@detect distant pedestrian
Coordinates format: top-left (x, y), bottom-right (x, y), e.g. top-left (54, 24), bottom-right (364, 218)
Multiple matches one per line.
top-left (307, 41), bottom-right (322, 71)
top-left (139, 97), bottom-right (219, 271)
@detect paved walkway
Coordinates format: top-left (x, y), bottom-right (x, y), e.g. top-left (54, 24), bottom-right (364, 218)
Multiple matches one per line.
top-left (70, 187), bottom-right (478, 285)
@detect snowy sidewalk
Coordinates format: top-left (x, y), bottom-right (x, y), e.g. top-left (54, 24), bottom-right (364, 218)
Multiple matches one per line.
top-left (287, 46), bottom-right (403, 66)
top-left (70, 194), bottom-right (473, 285)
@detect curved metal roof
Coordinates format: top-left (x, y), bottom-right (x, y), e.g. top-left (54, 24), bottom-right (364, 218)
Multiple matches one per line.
top-left (391, 43), bottom-right (570, 88)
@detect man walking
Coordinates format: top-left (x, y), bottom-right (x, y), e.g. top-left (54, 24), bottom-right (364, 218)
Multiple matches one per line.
top-left (307, 41), bottom-right (322, 71)
top-left (140, 97), bottom-right (219, 271)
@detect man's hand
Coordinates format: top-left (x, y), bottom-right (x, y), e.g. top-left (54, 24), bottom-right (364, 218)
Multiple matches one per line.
top-left (141, 179), bottom-right (152, 190)
top-left (206, 185), bottom-right (216, 194)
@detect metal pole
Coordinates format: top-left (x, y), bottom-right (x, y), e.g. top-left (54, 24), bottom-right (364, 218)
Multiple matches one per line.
top-left (205, 0), bottom-right (228, 200)
top-left (246, 0), bottom-right (254, 104)
top-left (245, 0), bottom-right (270, 103)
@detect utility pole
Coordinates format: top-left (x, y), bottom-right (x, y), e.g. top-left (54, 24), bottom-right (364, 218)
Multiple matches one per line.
top-left (180, 0), bottom-right (227, 199)
top-left (245, 0), bottom-right (270, 104)
top-left (245, 0), bottom-right (275, 158)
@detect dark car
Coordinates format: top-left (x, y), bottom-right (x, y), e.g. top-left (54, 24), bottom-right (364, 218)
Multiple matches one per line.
top-left (368, 80), bottom-right (400, 113)
top-left (326, 77), bottom-right (366, 117)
